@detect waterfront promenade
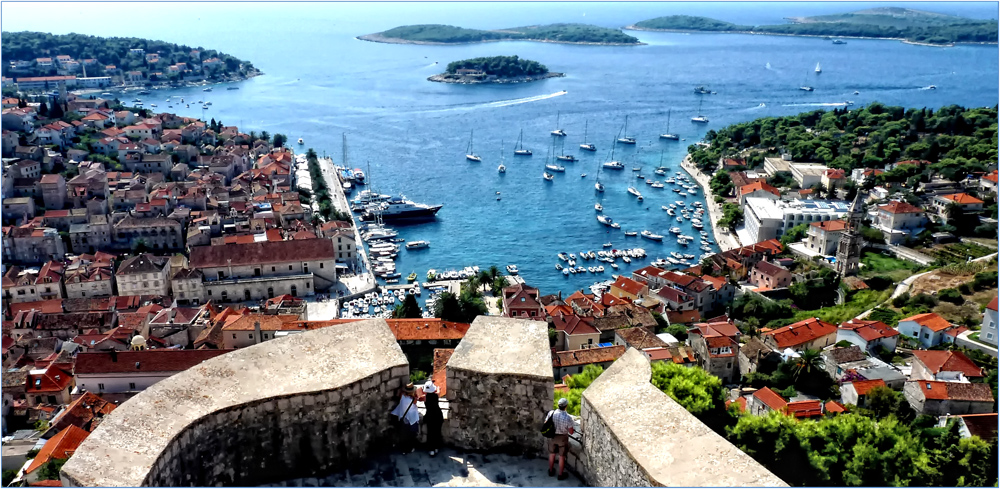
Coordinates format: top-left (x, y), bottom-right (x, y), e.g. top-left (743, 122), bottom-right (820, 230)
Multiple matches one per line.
top-left (319, 156), bottom-right (377, 303)
top-left (680, 156), bottom-right (742, 252)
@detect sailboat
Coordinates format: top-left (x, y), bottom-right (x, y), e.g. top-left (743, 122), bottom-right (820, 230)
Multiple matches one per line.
top-left (603, 131), bottom-right (625, 170)
top-left (580, 120), bottom-right (597, 152)
top-left (617, 115), bottom-right (636, 144)
top-left (815, 62), bottom-right (822, 74)
top-left (498, 140), bottom-right (506, 173)
top-left (594, 157), bottom-right (605, 192)
top-left (466, 130), bottom-right (481, 162)
top-left (551, 111), bottom-right (567, 137)
top-left (556, 136), bottom-right (577, 162)
top-left (660, 108), bottom-right (679, 140)
top-left (543, 144), bottom-right (555, 181)
top-left (514, 129), bottom-right (532, 156)
top-left (800, 73), bottom-right (814, 91)
top-left (691, 98), bottom-right (709, 123)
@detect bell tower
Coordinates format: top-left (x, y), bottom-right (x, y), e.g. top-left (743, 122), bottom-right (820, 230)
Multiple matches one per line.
top-left (835, 192), bottom-right (865, 276)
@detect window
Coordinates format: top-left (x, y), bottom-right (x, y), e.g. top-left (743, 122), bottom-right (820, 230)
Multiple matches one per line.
top-left (218, 271), bottom-right (225, 280)
top-left (303, 264), bottom-right (309, 274)
top-left (288, 265), bottom-right (293, 271)
top-left (221, 291), bottom-right (228, 301)
top-left (267, 287), bottom-right (274, 297)
top-left (254, 268), bottom-right (261, 277)
top-left (578, 367), bottom-right (584, 373)
top-left (98, 383), bottom-right (105, 391)
top-left (272, 267), bottom-right (276, 272)
top-left (726, 362), bottom-right (732, 369)
top-left (249, 333), bottom-right (254, 339)
top-left (48, 395), bottom-right (57, 404)
top-left (924, 333), bottom-right (930, 339)
top-left (588, 338), bottom-right (593, 345)
top-left (320, 263), bottom-right (324, 269)
top-left (290, 285), bottom-right (297, 297)
top-left (129, 382), bottom-right (136, 390)
top-left (232, 334), bottom-right (236, 339)
top-left (988, 333), bottom-right (994, 340)
top-left (244, 289), bottom-right (251, 301)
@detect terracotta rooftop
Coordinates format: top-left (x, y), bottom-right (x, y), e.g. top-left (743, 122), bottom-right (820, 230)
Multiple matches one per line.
top-left (784, 400), bottom-right (824, 418)
top-left (553, 345), bottom-right (626, 368)
top-left (75, 349), bottom-right (233, 375)
top-left (387, 319), bottom-right (471, 341)
top-left (839, 319), bottom-right (900, 342)
top-left (939, 193), bottom-right (984, 205)
top-left (849, 379), bottom-right (887, 396)
top-left (764, 317), bottom-right (837, 349)
top-left (911, 350), bottom-right (984, 378)
top-left (189, 238), bottom-right (334, 268)
top-left (26, 426), bottom-right (90, 474)
top-left (879, 201), bottom-right (924, 215)
top-left (811, 219), bottom-right (848, 231)
top-left (915, 380), bottom-right (993, 402)
top-left (612, 276), bottom-right (647, 297)
top-left (752, 387), bottom-right (787, 412)
top-left (901, 312), bottom-right (953, 332)
top-left (740, 181), bottom-right (780, 198)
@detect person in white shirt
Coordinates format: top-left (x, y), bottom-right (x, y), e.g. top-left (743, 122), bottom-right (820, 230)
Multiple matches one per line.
top-left (390, 382), bottom-right (420, 453)
top-left (546, 398), bottom-right (575, 480)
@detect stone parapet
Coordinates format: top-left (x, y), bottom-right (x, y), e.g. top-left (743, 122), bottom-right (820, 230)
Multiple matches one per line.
top-left (445, 316), bottom-right (553, 457)
top-left (580, 348), bottom-right (787, 487)
top-left (60, 319), bottom-right (408, 487)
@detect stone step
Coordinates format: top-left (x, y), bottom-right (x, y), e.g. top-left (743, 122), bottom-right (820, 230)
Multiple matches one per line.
top-left (391, 452), bottom-right (416, 487)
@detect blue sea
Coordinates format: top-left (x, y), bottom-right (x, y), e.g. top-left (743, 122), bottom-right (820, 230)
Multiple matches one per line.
top-left (4, 2), bottom-right (997, 296)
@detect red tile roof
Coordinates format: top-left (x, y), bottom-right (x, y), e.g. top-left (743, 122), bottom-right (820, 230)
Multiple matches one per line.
top-left (75, 349), bottom-right (233, 375)
top-left (51, 391), bottom-right (116, 433)
top-left (551, 314), bottom-right (599, 336)
top-left (940, 193), bottom-right (984, 205)
top-left (916, 381), bottom-right (994, 402)
top-left (824, 400), bottom-right (846, 413)
top-left (665, 309), bottom-right (702, 324)
top-left (785, 400), bottom-right (824, 418)
top-left (25, 426), bottom-right (89, 474)
top-left (752, 387), bottom-right (787, 412)
top-left (612, 276), bottom-right (646, 297)
top-left (879, 201), bottom-right (924, 215)
top-left (432, 348), bottom-right (453, 397)
top-left (26, 366), bottom-right (73, 394)
top-left (387, 319), bottom-right (471, 341)
top-left (901, 312), bottom-right (953, 332)
top-left (553, 345), bottom-right (626, 368)
top-left (764, 317), bottom-right (837, 349)
top-left (839, 319), bottom-right (900, 342)
top-left (189, 238), bottom-right (334, 268)
top-left (849, 379), bottom-right (887, 396)
top-left (811, 219), bottom-right (848, 231)
top-left (911, 350), bottom-right (984, 378)
top-left (753, 260), bottom-right (789, 278)
top-left (740, 181), bottom-right (780, 198)
top-left (987, 296), bottom-right (998, 312)
top-left (824, 168), bottom-right (846, 179)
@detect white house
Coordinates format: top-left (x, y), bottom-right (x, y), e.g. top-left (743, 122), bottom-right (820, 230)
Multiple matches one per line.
top-left (875, 201), bottom-right (927, 244)
top-left (837, 319), bottom-right (900, 354)
top-left (982, 297), bottom-right (998, 347)
top-left (74, 349), bottom-right (231, 394)
top-left (897, 312), bottom-right (965, 349)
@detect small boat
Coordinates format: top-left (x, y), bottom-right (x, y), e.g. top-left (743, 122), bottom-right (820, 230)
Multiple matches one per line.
top-left (597, 266), bottom-right (605, 273)
top-left (611, 263), bottom-right (619, 269)
top-left (669, 227), bottom-right (682, 234)
top-left (556, 263), bottom-right (563, 270)
top-left (466, 130), bottom-right (481, 162)
top-left (632, 167), bottom-right (641, 172)
top-left (692, 98), bottom-right (709, 123)
top-left (563, 268), bottom-right (570, 276)
top-left (551, 112), bottom-right (567, 137)
top-left (556, 154), bottom-right (577, 162)
top-left (652, 182), bottom-right (664, 189)
top-left (405, 240), bottom-right (430, 250)
top-left (514, 129), bottom-right (532, 156)
top-left (641, 230), bottom-right (664, 241)
top-left (150, 103), bottom-right (157, 107)
top-left (603, 242), bottom-right (613, 248)
top-left (815, 62), bottom-right (822, 74)
top-left (581, 173), bottom-right (587, 177)
top-left (617, 115), bottom-right (637, 144)
top-left (407, 272), bottom-right (418, 282)
top-left (185, 104), bottom-right (190, 108)
top-left (506, 264), bottom-right (519, 275)
top-left (853, 90), bottom-right (860, 95)
top-left (832, 39), bottom-right (847, 44)
top-left (660, 109), bottom-right (679, 140)
top-left (610, 222), bottom-right (621, 229)
top-left (203, 87), bottom-right (213, 92)
top-left (298, 138), bottom-right (304, 145)
top-left (694, 86), bottom-right (711, 95)
top-left (624, 230), bottom-right (637, 237)
top-left (202, 105), bottom-right (209, 109)
top-left (498, 164), bottom-right (506, 173)
top-left (543, 172), bottom-right (554, 181)
top-left (545, 164), bottom-right (565, 172)
top-left (603, 161), bottom-right (625, 170)
top-left (580, 120), bottom-right (597, 151)
top-left (926, 85), bottom-right (936, 90)
top-left (627, 186), bottom-right (642, 198)
top-left (595, 203), bottom-right (603, 212)
top-left (595, 181), bottom-right (605, 192)
top-left (227, 86), bottom-right (239, 90)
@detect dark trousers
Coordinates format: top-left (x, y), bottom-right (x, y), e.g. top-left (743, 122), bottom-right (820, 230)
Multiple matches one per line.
top-left (425, 419), bottom-right (443, 450)
top-left (398, 421), bottom-right (419, 452)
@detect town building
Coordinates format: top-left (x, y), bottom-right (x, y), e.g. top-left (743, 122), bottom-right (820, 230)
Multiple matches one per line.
top-left (608, 275), bottom-right (648, 301)
top-left (550, 313), bottom-right (601, 351)
top-left (836, 319), bottom-right (899, 354)
top-left (552, 345), bottom-right (625, 380)
top-left (874, 201), bottom-right (927, 244)
top-left (501, 283), bottom-right (544, 319)
top-left (738, 181), bottom-right (780, 206)
top-left (115, 254), bottom-right (171, 297)
top-left (982, 297), bottom-right (998, 346)
top-left (790, 163), bottom-right (829, 189)
top-left (897, 312), bottom-right (966, 349)
top-left (74, 349), bottom-right (233, 394)
top-left (763, 317), bottom-right (837, 352)
top-left (840, 379), bottom-right (887, 408)
top-left (22, 426), bottom-right (89, 484)
top-left (688, 320), bottom-right (740, 384)
top-left (909, 350), bottom-right (983, 383)
top-left (932, 193), bottom-right (985, 219)
top-left (748, 261), bottom-right (792, 290)
top-left (804, 220), bottom-right (847, 255)
top-left (741, 197), bottom-right (849, 245)
top-left (903, 381), bottom-right (994, 416)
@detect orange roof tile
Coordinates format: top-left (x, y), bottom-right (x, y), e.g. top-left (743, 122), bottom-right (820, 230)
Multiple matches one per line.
top-left (811, 219), bottom-right (848, 231)
top-left (839, 319), bottom-right (900, 342)
top-left (824, 400), bottom-right (846, 413)
top-left (612, 276), bottom-right (646, 297)
top-left (911, 350), bottom-right (984, 378)
top-left (879, 201), bottom-right (924, 215)
top-left (553, 345), bottom-right (626, 367)
top-left (752, 387), bottom-right (787, 412)
top-left (941, 193), bottom-right (984, 205)
top-left (849, 379), bottom-right (887, 396)
top-left (387, 319), bottom-right (470, 341)
top-left (916, 381), bottom-right (994, 402)
top-left (764, 317), bottom-right (837, 349)
top-left (901, 312), bottom-right (953, 332)
top-left (740, 181), bottom-right (780, 198)
top-left (785, 400), bottom-right (824, 418)
top-left (26, 426), bottom-right (89, 474)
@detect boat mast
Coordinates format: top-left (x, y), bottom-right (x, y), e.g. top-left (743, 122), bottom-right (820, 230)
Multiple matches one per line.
top-left (666, 109), bottom-right (671, 132)
top-left (623, 114), bottom-right (628, 138)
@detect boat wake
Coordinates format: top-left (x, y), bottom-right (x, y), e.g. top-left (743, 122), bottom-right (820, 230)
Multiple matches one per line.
top-left (781, 102), bottom-right (850, 107)
top-left (485, 91), bottom-right (568, 108)
top-left (745, 103), bottom-right (767, 110)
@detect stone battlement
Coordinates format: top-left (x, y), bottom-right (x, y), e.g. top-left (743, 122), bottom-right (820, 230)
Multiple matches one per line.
top-left (61, 316), bottom-right (783, 487)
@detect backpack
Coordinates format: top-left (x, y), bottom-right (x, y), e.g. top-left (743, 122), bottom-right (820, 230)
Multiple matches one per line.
top-left (540, 410), bottom-right (556, 438)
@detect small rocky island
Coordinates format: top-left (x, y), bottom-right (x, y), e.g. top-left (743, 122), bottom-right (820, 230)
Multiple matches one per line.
top-left (429, 56), bottom-right (564, 85)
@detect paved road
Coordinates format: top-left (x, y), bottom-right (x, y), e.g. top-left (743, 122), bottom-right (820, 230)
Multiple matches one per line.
top-left (680, 156), bottom-right (742, 252)
top-left (318, 156), bottom-right (377, 300)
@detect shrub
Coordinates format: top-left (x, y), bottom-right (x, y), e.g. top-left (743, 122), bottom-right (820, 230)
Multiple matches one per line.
top-left (958, 282), bottom-right (972, 295)
top-left (865, 275), bottom-right (894, 291)
top-left (780, 385), bottom-right (798, 398)
top-left (938, 288), bottom-right (964, 305)
top-left (892, 292), bottom-right (910, 308)
top-left (908, 293), bottom-right (938, 309)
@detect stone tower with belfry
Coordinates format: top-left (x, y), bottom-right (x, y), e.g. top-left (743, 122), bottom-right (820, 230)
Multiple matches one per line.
top-left (835, 191), bottom-right (865, 276)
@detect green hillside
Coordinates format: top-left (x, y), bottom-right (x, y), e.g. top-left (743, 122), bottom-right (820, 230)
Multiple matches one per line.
top-left (367, 23), bottom-right (640, 45)
top-left (632, 15), bottom-right (752, 32)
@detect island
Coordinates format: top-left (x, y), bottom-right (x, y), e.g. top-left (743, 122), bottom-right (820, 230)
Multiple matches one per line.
top-left (1, 31), bottom-right (261, 94)
top-left (359, 23), bottom-right (642, 46)
top-left (626, 8), bottom-right (999, 45)
top-left (428, 56), bottom-right (563, 84)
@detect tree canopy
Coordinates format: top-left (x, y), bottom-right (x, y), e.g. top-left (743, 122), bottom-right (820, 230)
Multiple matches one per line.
top-left (445, 56), bottom-right (548, 78)
top-left (376, 23), bottom-right (639, 44)
top-left (634, 15), bottom-right (752, 31)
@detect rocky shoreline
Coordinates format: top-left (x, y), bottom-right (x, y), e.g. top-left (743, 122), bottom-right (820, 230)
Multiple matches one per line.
top-left (428, 72), bottom-right (565, 85)
top-left (357, 33), bottom-right (643, 46)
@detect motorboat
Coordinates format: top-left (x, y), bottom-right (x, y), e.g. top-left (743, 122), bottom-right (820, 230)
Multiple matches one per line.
top-left (407, 272), bottom-right (418, 282)
top-left (610, 222), bottom-right (621, 229)
top-left (603, 161), bottom-right (625, 170)
top-left (833, 39), bottom-right (847, 44)
top-left (597, 215), bottom-right (613, 226)
top-left (361, 196), bottom-right (443, 221)
top-left (595, 181), bottom-right (605, 192)
top-left (595, 203), bottom-right (603, 212)
top-left (556, 263), bottom-right (563, 270)
top-left (203, 87), bottom-right (213, 92)
top-left (641, 230), bottom-right (664, 241)
top-left (506, 264), bottom-right (519, 275)
top-left (563, 268), bottom-right (571, 276)
top-left (558, 252), bottom-right (569, 260)
top-left (655, 168), bottom-right (667, 176)
top-left (800, 86), bottom-right (814, 92)
top-left (694, 86), bottom-right (711, 94)
top-left (545, 164), bottom-right (566, 172)
top-left (405, 240), bottom-right (430, 250)
top-left (627, 186), bottom-right (642, 198)
top-left (669, 227), bottom-right (682, 234)
top-left (633, 167), bottom-right (641, 172)
top-left (498, 164), bottom-right (506, 173)
top-left (603, 243), bottom-right (613, 248)
top-left (652, 182), bottom-right (664, 189)
top-left (543, 172), bottom-right (555, 181)
top-left (624, 231), bottom-right (637, 237)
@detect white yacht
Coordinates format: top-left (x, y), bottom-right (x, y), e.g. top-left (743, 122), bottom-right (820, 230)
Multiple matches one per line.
top-left (603, 161), bottom-right (625, 170)
top-left (545, 164), bottom-right (566, 172)
top-left (660, 109), bottom-right (679, 140)
top-left (551, 111), bottom-right (567, 137)
top-left (641, 230), bottom-right (664, 241)
top-left (595, 203), bottom-right (603, 212)
top-left (543, 172), bottom-right (554, 181)
top-left (405, 240), bottom-right (430, 250)
top-left (627, 186), bottom-right (642, 198)
top-left (617, 115), bottom-right (637, 144)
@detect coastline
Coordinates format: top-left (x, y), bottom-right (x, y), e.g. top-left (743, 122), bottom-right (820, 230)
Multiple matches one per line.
top-left (679, 155), bottom-right (742, 253)
top-left (356, 33), bottom-right (645, 47)
top-left (69, 71), bottom-right (263, 97)
top-left (428, 72), bottom-right (565, 84)
top-left (622, 24), bottom-right (996, 47)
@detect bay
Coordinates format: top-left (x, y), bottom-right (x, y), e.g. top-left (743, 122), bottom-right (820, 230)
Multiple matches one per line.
top-left (4, 2), bottom-right (996, 296)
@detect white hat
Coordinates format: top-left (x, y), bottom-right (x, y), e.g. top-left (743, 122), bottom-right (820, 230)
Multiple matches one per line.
top-left (422, 380), bottom-right (437, 394)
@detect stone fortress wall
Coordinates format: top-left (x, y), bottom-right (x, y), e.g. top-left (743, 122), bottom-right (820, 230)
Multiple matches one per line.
top-left (62, 316), bottom-right (783, 487)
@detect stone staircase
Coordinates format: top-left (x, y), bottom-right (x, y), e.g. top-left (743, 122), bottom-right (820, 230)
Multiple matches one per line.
top-left (264, 448), bottom-right (584, 487)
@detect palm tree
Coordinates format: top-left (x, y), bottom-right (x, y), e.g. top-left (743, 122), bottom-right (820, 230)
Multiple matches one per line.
top-left (488, 265), bottom-right (501, 282)
top-left (792, 349), bottom-right (824, 381)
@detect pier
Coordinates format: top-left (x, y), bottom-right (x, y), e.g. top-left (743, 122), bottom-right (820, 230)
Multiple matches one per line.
top-left (318, 155), bottom-right (377, 307)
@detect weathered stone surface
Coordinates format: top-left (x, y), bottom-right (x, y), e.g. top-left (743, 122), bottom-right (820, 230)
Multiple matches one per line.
top-left (581, 348), bottom-right (786, 487)
top-left (447, 316), bottom-right (551, 378)
top-left (60, 319), bottom-right (408, 487)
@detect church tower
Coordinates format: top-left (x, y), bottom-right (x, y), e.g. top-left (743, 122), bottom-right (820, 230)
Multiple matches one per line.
top-left (835, 192), bottom-right (865, 276)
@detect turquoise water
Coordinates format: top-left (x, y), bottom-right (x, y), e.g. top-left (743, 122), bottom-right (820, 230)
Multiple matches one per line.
top-left (4, 2), bottom-right (997, 295)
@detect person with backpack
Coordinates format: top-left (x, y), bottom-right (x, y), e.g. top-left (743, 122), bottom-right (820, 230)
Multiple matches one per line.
top-left (390, 382), bottom-right (420, 453)
top-left (542, 397), bottom-right (575, 480)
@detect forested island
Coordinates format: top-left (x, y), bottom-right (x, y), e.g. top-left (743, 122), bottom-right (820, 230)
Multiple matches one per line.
top-left (1, 31), bottom-right (259, 81)
top-left (428, 56), bottom-right (563, 84)
top-left (359, 23), bottom-right (641, 46)
top-left (627, 8), bottom-right (998, 45)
